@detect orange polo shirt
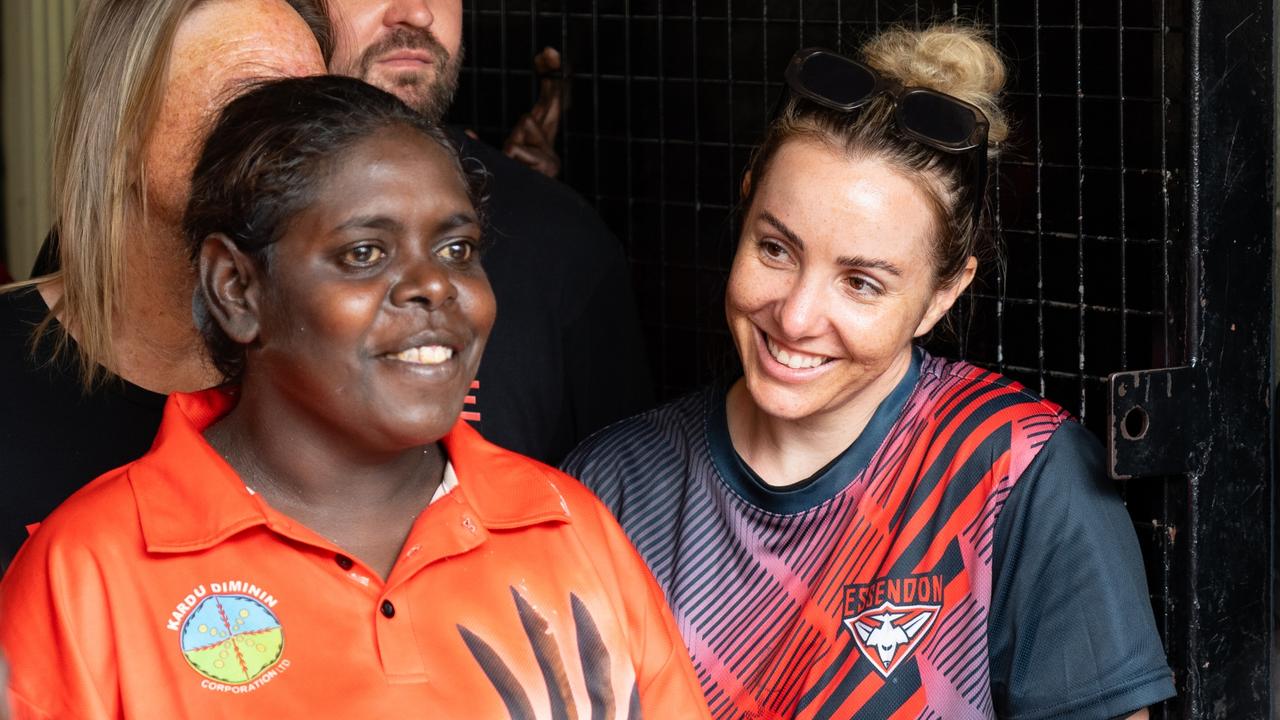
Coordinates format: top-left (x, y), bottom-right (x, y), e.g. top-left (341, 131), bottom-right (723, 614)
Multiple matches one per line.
top-left (0, 390), bottom-right (710, 719)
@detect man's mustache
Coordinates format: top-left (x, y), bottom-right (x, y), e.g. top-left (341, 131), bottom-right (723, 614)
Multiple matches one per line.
top-left (359, 27), bottom-right (451, 72)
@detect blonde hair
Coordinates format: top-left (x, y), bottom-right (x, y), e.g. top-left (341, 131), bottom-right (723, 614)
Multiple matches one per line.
top-left (6, 0), bottom-right (331, 389)
top-left (862, 25), bottom-right (1009, 149)
top-left (745, 23), bottom-right (1010, 288)
top-left (35, 0), bottom-right (203, 389)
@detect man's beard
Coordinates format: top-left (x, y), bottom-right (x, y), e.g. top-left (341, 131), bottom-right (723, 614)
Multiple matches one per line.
top-left (356, 26), bottom-right (463, 123)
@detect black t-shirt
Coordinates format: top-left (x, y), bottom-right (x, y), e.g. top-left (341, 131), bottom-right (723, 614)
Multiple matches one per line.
top-left (449, 130), bottom-right (654, 463)
top-left (0, 288), bottom-right (166, 570)
top-left (3, 134), bottom-right (653, 569)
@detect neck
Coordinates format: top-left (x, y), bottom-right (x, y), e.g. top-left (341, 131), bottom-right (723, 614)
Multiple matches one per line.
top-left (205, 391), bottom-right (444, 581)
top-left (726, 350), bottom-right (913, 487)
top-left (208, 390), bottom-right (443, 512)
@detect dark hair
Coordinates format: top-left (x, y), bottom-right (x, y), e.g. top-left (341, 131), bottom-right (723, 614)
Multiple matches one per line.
top-left (744, 24), bottom-right (1008, 290)
top-left (284, 0), bottom-right (335, 65)
top-left (184, 74), bottom-right (489, 382)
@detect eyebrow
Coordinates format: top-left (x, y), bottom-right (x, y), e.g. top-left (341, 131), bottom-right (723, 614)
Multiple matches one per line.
top-left (335, 212), bottom-right (480, 234)
top-left (437, 212), bottom-right (481, 232)
top-left (757, 210), bottom-right (904, 277)
top-left (336, 215), bottom-right (404, 233)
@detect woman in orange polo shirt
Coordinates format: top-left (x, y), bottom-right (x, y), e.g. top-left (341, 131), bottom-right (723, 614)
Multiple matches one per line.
top-left (0, 75), bottom-right (709, 719)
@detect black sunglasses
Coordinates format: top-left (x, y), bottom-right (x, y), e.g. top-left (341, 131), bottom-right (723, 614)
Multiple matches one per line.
top-left (781, 47), bottom-right (990, 222)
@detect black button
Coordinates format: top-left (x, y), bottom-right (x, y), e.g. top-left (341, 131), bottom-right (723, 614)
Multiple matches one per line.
top-left (335, 554), bottom-right (353, 570)
top-left (380, 600), bottom-right (396, 618)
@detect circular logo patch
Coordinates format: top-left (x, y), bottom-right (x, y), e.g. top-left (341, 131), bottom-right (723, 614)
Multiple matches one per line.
top-left (180, 594), bottom-right (284, 685)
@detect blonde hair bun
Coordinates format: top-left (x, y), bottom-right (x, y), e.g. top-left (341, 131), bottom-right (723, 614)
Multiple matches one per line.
top-left (862, 24), bottom-right (1010, 150)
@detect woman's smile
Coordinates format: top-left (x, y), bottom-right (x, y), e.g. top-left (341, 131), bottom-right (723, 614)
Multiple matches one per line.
top-left (763, 331), bottom-right (833, 371)
top-left (753, 326), bottom-right (838, 383)
top-left (384, 344), bottom-right (454, 365)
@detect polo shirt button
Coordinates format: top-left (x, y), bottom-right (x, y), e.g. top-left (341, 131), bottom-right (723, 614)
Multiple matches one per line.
top-left (335, 554), bottom-right (354, 570)
top-left (380, 600), bottom-right (396, 619)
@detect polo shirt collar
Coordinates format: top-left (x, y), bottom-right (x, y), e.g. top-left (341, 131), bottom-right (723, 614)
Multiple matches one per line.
top-left (439, 419), bottom-right (573, 529)
top-left (131, 389), bottom-right (571, 554)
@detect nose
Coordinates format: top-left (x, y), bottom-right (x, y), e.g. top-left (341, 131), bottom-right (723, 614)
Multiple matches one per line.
top-left (382, 0), bottom-right (434, 28)
top-left (390, 255), bottom-right (456, 309)
top-left (774, 271), bottom-right (828, 340)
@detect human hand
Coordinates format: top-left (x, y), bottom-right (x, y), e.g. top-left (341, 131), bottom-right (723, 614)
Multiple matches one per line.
top-left (503, 47), bottom-right (567, 178)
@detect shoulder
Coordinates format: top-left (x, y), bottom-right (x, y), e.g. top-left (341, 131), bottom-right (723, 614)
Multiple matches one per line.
top-left (918, 353), bottom-right (1068, 418)
top-left (449, 422), bottom-right (623, 530)
top-left (561, 391), bottom-right (711, 518)
top-left (987, 419), bottom-right (1175, 716)
top-left (458, 435), bottom-right (645, 568)
top-left (4, 463), bottom-right (142, 580)
top-left (563, 391), bottom-right (708, 482)
top-left (25, 465), bottom-right (141, 546)
top-left (914, 354), bottom-right (1072, 467)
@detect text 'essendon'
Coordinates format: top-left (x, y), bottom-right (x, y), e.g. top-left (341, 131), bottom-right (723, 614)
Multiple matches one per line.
top-left (843, 573), bottom-right (944, 615)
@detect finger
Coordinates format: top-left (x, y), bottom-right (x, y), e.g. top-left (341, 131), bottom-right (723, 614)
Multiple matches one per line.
top-left (534, 47), bottom-right (561, 76)
top-left (533, 47), bottom-right (564, 134)
top-left (538, 90), bottom-right (562, 139)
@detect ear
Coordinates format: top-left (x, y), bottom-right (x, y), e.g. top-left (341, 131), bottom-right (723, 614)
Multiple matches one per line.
top-left (913, 256), bottom-right (978, 338)
top-left (199, 233), bottom-right (263, 345)
top-left (740, 169), bottom-right (753, 200)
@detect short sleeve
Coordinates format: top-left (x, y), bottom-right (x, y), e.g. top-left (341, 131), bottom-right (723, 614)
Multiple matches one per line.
top-left (988, 421), bottom-right (1176, 719)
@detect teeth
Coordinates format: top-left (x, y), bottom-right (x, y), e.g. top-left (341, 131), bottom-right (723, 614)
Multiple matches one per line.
top-left (766, 335), bottom-right (829, 369)
top-left (390, 345), bottom-right (454, 365)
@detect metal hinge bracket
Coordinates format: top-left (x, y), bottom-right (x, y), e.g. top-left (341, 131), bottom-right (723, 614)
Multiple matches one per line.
top-left (1108, 366), bottom-right (1208, 480)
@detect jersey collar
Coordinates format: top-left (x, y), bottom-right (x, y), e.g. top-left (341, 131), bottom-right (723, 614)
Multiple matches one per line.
top-left (131, 389), bottom-right (570, 554)
top-left (706, 347), bottom-right (922, 514)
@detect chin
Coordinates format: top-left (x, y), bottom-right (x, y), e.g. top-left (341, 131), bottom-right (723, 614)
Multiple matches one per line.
top-left (370, 408), bottom-right (463, 450)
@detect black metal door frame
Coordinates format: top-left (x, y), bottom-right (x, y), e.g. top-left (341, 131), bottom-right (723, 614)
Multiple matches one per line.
top-left (1174, 0), bottom-right (1275, 715)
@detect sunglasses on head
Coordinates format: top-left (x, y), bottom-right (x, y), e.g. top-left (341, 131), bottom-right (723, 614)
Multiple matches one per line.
top-left (781, 47), bottom-right (990, 222)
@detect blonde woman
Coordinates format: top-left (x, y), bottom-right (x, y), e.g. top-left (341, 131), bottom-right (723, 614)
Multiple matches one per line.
top-left (565, 25), bottom-right (1176, 719)
top-left (0, 0), bottom-right (328, 569)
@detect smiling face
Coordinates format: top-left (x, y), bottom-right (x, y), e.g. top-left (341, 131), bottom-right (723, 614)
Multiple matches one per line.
top-left (328, 0), bottom-right (463, 122)
top-left (727, 138), bottom-right (974, 424)
top-left (242, 126), bottom-right (493, 451)
top-left (143, 0), bottom-right (325, 224)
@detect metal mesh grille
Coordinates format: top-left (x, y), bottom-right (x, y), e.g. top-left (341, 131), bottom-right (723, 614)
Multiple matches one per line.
top-left (453, 1), bottom-right (1185, 412)
top-left (451, 2), bottom-right (1187, 713)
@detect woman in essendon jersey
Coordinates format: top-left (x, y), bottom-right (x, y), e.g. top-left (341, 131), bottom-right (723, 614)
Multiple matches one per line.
top-left (564, 24), bottom-right (1175, 720)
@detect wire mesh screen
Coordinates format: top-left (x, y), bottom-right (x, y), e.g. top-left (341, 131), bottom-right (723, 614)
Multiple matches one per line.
top-left (451, 1), bottom-right (1187, 713)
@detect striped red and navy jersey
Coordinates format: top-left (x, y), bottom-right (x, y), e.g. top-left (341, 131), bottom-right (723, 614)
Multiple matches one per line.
top-left (564, 349), bottom-right (1175, 719)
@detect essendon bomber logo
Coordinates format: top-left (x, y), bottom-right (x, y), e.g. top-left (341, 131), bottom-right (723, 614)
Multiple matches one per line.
top-left (842, 573), bottom-right (944, 677)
